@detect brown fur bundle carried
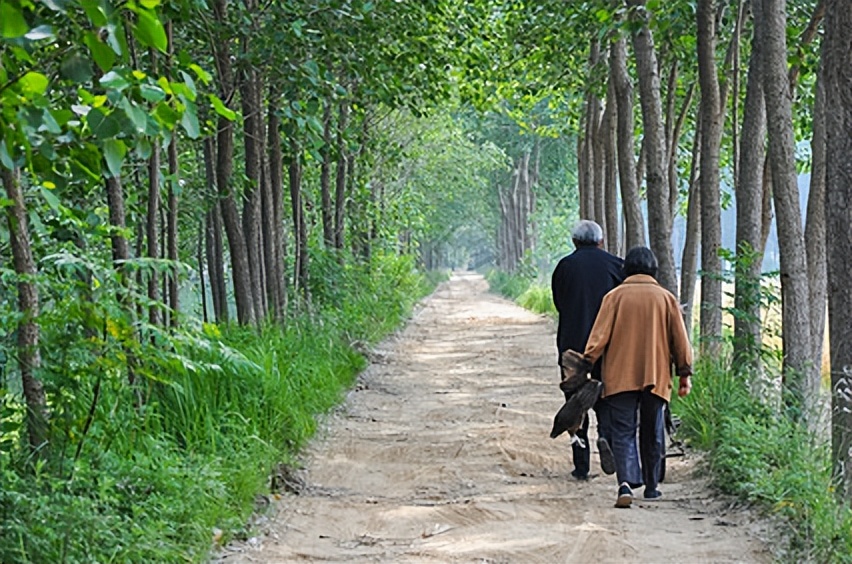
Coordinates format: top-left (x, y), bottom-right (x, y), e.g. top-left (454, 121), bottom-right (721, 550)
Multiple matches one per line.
top-left (559, 349), bottom-right (592, 394)
top-left (550, 350), bottom-right (599, 445)
top-left (549, 379), bottom-right (602, 441)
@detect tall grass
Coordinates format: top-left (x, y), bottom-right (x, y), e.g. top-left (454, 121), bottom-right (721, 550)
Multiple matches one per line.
top-left (673, 360), bottom-right (852, 563)
top-left (0, 252), bottom-right (436, 563)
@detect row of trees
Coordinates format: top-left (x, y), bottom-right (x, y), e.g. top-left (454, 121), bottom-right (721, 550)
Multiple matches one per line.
top-left (450, 0), bottom-right (851, 497)
top-left (1, 0), bottom-right (851, 508)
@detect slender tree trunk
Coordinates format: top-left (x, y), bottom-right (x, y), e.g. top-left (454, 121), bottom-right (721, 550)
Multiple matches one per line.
top-left (759, 0), bottom-right (814, 414)
top-left (805, 71), bottom-right (827, 384)
top-left (212, 0), bottom-right (254, 325)
top-left (147, 138), bottom-right (161, 328)
top-left (604, 77), bottom-right (620, 255)
top-left (289, 135), bottom-right (309, 296)
top-left (334, 100), bottom-right (349, 250)
top-left (628, 0), bottom-right (678, 295)
top-left (202, 138), bottom-right (228, 323)
top-left (267, 91), bottom-right (287, 318)
top-left (198, 221), bottom-right (209, 323)
top-left (611, 35), bottom-right (645, 250)
top-left (1, 167), bottom-right (48, 451)
top-left (240, 66), bottom-right (267, 320)
top-left (165, 22), bottom-right (179, 327)
top-left (320, 101), bottom-right (334, 247)
top-left (733, 10), bottom-right (767, 376)
top-left (680, 118), bottom-right (702, 332)
top-left (823, 0), bottom-right (852, 498)
top-left (697, 0), bottom-right (724, 356)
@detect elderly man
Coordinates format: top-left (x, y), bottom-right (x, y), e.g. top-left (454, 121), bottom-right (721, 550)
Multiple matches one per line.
top-left (583, 246), bottom-right (693, 507)
top-left (551, 220), bottom-right (623, 480)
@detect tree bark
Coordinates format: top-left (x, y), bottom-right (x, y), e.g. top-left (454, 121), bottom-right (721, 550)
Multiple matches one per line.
top-left (628, 0), bottom-right (678, 295)
top-left (146, 137), bottom-right (161, 328)
top-left (202, 138), bottom-right (228, 323)
top-left (212, 0), bottom-right (255, 325)
top-left (697, 0), bottom-right (724, 356)
top-left (320, 100), bottom-right (334, 247)
top-left (289, 135), bottom-right (309, 297)
top-left (823, 0), bottom-right (852, 498)
top-left (733, 7), bottom-right (767, 375)
top-left (334, 100), bottom-right (349, 250)
top-left (240, 65), bottom-right (267, 320)
top-left (805, 71), bottom-right (827, 384)
top-left (604, 76), bottom-right (620, 255)
top-left (680, 117), bottom-right (702, 332)
top-left (267, 91), bottom-right (287, 318)
top-left (611, 35), bottom-right (645, 250)
top-left (759, 0), bottom-right (814, 414)
top-left (1, 167), bottom-right (48, 451)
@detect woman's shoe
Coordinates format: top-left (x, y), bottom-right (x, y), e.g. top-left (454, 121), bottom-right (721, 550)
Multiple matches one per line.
top-left (615, 482), bottom-right (633, 508)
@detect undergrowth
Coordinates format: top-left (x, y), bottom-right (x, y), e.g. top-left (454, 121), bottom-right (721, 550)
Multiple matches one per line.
top-left (673, 361), bottom-right (852, 563)
top-left (0, 252), bottom-right (438, 563)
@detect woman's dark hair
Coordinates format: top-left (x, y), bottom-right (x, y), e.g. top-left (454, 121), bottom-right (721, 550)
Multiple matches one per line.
top-left (623, 246), bottom-right (658, 277)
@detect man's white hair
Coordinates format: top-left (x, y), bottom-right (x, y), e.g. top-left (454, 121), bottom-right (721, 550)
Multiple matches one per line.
top-left (571, 220), bottom-right (603, 245)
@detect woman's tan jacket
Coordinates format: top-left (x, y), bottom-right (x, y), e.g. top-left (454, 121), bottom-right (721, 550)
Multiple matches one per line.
top-left (583, 274), bottom-right (693, 402)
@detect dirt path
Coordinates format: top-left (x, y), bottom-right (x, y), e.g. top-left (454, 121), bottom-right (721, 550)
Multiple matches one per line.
top-left (219, 272), bottom-right (773, 563)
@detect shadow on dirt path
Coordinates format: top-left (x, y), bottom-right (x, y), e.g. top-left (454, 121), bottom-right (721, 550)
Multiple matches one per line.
top-left (218, 272), bottom-right (773, 563)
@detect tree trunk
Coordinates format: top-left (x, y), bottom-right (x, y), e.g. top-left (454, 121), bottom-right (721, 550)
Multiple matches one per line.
top-left (165, 22), bottom-right (179, 327)
top-left (1, 167), bottom-right (48, 451)
top-left (697, 0), bottom-right (724, 356)
top-left (203, 138), bottom-right (228, 323)
top-left (680, 118), bottom-right (702, 332)
top-left (759, 0), bottom-right (814, 414)
top-left (604, 77), bottom-right (620, 255)
top-left (628, 0), bottom-right (678, 295)
top-left (240, 66), bottom-right (267, 320)
top-left (334, 100), bottom-right (349, 250)
top-left (733, 8), bottom-right (767, 376)
top-left (213, 0), bottom-right (255, 325)
top-left (611, 35), bottom-right (645, 250)
top-left (320, 100), bottom-right (334, 247)
top-left (289, 135), bottom-right (309, 296)
top-left (823, 0), bottom-right (852, 498)
top-left (147, 138), bottom-right (161, 328)
top-left (805, 71), bottom-right (827, 382)
top-left (267, 91), bottom-right (287, 318)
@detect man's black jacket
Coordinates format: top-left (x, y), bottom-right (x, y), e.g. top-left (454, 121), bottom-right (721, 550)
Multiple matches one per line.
top-left (551, 245), bottom-right (624, 372)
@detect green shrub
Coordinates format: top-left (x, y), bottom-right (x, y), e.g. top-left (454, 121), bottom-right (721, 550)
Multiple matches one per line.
top-left (0, 252), bottom-right (436, 563)
top-left (673, 361), bottom-right (852, 563)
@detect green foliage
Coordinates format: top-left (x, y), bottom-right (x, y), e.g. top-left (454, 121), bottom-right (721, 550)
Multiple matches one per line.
top-left (0, 253), bottom-right (434, 563)
top-left (673, 361), bottom-right (852, 563)
top-left (516, 284), bottom-right (556, 317)
top-left (484, 268), bottom-right (533, 300)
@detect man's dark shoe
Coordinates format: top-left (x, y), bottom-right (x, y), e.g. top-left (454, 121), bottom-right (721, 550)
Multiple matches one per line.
top-left (615, 482), bottom-right (633, 508)
top-left (571, 469), bottom-right (589, 481)
top-left (597, 437), bottom-right (616, 475)
top-left (644, 488), bottom-right (663, 500)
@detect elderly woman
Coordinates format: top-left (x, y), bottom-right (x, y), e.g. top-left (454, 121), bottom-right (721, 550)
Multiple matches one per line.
top-left (583, 246), bottom-right (693, 508)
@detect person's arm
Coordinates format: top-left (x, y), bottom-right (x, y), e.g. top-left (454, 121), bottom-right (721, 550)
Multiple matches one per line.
top-left (669, 295), bottom-right (694, 397)
top-left (583, 295), bottom-right (615, 365)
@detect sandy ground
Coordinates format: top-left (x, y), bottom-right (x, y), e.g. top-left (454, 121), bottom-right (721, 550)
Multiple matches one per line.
top-left (218, 272), bottom-right (774, 563)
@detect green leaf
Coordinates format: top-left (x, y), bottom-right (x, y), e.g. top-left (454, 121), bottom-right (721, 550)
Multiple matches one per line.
top-left (39, 185), bottom-right (61, 211)
top-left (103, 138), bottom-right (126, 177)
top-left (208, 94), bottom-right (236, 121)
top-left (25, 25), bottom-right (55, 41)
top-left (17, 72), bottom-right (49, 96)
top-left (120, 97), bottom-right (148, 133)
top-left (139, 0), bottom-right (160, 7)
top-left (133, 9), bottom-right (168, 53)
top-left (0, 141), bottom-right (14, 169)
top-left (0, 3), bottom-right (29, 38)
top-left (140, 83), bottom-right (166, 103)
top-left (189, 63), bottom-right (212, 84)
top-left (60, 53), bottom-right (94, 83)
top-left (100, 70), bottom-right (131, 91)
top-left (80, 0), bottom-right (107, 26)
top-left (180, 100), bottom-right (200, 139)
top-left (86, 108), bottom-right (120, 139)
top-left (84, 31), bottom-right (115, 72)
top-left (153, 102), bottom-right (179, 129)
